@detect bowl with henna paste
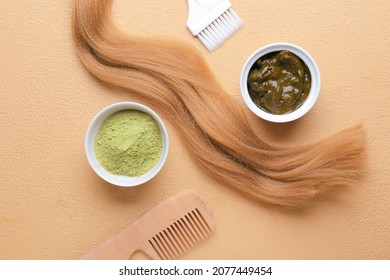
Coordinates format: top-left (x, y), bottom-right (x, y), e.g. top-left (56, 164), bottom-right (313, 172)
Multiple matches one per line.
top-left (240, 43), bottom-right (320, 123)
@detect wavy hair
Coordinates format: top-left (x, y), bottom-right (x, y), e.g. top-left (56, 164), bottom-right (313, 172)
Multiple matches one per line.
top-left (72, 0), bottom-right (364, 208)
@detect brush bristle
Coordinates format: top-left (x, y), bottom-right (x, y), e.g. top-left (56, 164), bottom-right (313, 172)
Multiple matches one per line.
top-left (148, 208), bottom-right (213, 260)
top-left (197, 8), bottom-right (243, 52)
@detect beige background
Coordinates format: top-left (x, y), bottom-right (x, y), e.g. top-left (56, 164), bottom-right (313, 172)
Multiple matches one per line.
top-left (1, 0), bottom-right (390, 259)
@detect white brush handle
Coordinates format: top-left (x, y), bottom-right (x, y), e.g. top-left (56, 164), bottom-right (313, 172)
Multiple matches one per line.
top-left (186, 0), bottom-right (232, 35)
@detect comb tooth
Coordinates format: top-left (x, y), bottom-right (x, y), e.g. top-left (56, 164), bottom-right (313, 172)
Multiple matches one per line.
top-left (191, 210), bottom-right (209, 238)
top-left (158, 232), bottom-right (174, 260)
top-left (151, 236), bottom-right (169, 260)
top-left (162, 229), bottom-right (180, 259)
top-left (166, 228), bottom-right (184, 256)
top-left (148, 238), bottom-right (164, 260)
top-left (156, 234), bottom-right (172, 260)
top-left (148, 207), bottom-right (214, 260)
top-left (178, 218), bottom-right (196, 247)
top-left (170, 224), bottom-right (187, 252)
top-left (191, 211), bottom-right (209, 239)
top-left (173, 222), bottom-right (192, 251)
top-left (195, 208), bottom-right (213, 234)
top-left (184, 215), bottom-right (200, 244)
top-left (174, 222), bottom-right (191, 254)
top-left (185, 213), bottom-right (203, 241)
top-left (167, 226), bottom-right (185, 256)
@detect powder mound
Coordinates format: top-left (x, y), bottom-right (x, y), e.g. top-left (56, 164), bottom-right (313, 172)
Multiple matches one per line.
top-left (95, 110), bottom-right (163, 177)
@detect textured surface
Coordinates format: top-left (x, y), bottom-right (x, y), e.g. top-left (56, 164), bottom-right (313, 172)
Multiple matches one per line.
top-left (0, 0), bottom-right (390, 259)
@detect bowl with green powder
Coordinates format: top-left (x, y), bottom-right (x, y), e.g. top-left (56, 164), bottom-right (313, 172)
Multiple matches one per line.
top-left (85, 102), bottom-right (169, 187)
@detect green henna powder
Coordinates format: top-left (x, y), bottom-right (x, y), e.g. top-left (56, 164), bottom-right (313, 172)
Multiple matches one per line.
top-left (95, 110), bottom-right (162, 177)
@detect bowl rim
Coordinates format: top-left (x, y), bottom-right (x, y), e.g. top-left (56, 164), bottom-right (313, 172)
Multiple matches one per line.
top-left (240, 42), bottom-right (321, 123)
top-left (85, 102), bottom-right (169, 187)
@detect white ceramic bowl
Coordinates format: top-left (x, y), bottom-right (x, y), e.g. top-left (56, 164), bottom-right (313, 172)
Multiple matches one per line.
top-left (240, 42), bottom-right (321, 123)
top-left (85, 102), bottom-right (169, 187)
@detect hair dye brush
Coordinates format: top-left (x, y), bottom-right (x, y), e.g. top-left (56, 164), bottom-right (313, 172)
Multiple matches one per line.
top-left (186, 0), bottom-right (243, 51)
